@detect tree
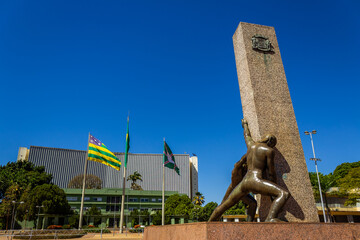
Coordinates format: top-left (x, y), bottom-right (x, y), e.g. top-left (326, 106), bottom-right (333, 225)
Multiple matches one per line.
top-left (224, 201), bottom-right (246, 215)
top-left (68, 174), bottom-right (102, 189)
top-left (0, 161), bottom-right (52, 229)
top-left (127, 171), bottom-right (143, 190)
top-left (16, 184), bottom-right (71, 222)
top-left (0, 161), bottom-right (52, 200)
top-left (68, 213), bottom-right (79, 228)
top-left (0, 184), bottom-right (23, 229)
top-left (338, 167), bottom-right (360, 206)
top-left (85, 205), bottom-right (102, 226)
top-left (151, 210), bottom-right (162, 225)
top-left (333, 161), bottom-right (360, 183)
top-left (309, 172), bottom-right (336, 222)
top-left (192, 192), bottom-right (205, 206)
top-left (164, 194), bottom-right (193, 224)
top-left (190, 206), bottom-right (202, 221)
top-left (130, 209), bottom-right (139, 226)
top-left (199, 202), bottom-right (218, 221)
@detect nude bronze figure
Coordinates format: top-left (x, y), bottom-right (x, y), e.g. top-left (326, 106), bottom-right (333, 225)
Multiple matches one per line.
top-left (209, 119), bottom-right (289, 222)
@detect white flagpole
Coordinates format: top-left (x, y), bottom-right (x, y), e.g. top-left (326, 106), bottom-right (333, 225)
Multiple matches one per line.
top-left (79, 133), bottom-right (90, 229)
top-left (119, 162), bottom-right (127, 233)
top-left (162, 138), bottom-right (165, 225)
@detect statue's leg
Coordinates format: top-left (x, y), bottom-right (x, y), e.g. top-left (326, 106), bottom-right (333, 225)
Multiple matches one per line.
top-left (209, 184), bottom-right (248, 221)
top-left (241, 194), bottom-right (257, 222)
top-left (249, 179), bottom-right (289, 222)
top-left (220, 185), bottom-right (234, 204)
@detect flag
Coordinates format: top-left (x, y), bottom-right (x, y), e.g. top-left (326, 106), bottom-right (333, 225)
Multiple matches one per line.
top-left (88, 134), bottom-right (121, 171)
top-left (163, 141), bottom-right (180, 175)
top-left (124, 117), bottom-right (130, 168)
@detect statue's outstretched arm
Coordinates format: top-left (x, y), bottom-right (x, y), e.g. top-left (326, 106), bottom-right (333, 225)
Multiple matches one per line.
top-left (242, 119), bottom-right (254, 147)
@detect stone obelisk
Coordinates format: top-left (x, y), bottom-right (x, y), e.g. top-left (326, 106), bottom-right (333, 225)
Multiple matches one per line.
top-left (233, 22), bottom-right (319, 222)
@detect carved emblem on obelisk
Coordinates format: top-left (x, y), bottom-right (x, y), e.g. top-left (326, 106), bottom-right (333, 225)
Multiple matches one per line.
top-left (251, 34), bottom-right (273, 52)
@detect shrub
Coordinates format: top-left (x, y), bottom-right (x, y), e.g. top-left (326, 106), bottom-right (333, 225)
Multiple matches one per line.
top-left (62, 225), bottom-right (71, 229)
top-left (47, 225), bottom-right (62, 229)
top-left (129, 227), bottom-right (144, 233)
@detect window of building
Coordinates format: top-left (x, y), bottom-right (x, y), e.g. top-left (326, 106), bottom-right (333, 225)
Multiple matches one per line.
top-left (84, 197), bottom-right (90, 201)
top-left (106, 196), bottom-right (120, 203)
top-left (129, 207), bottom-right (137, 211)
top-left (140, 198), bottom-right (149, 202)
top-left (158, 198), bottom-right (162, 202)
top-left (67, 197), bottom-right (77, 201)
top-left (94, 197), bottom-right (102, 202)
top-left (129, 198), bottom-right (138, 202)
top-left (151, 198), bottom-right (156, 202)
top-left (106, 205), bottom-right (119, 212)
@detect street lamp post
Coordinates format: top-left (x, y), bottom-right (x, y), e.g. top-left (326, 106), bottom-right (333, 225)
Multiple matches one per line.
top-left (304, 130), bottom-right (327, 223)
top-left (36, 205), bottom-right (44, 230)
top-left (11, 201), bottom-right (24, 229)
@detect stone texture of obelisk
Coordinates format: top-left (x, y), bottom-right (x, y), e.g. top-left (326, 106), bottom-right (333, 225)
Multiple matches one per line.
top-left (233, 22), bottom-right (319, 222)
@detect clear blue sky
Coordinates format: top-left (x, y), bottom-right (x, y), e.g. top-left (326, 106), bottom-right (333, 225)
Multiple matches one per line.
top-left (1, 0), bottom-right (359, 204)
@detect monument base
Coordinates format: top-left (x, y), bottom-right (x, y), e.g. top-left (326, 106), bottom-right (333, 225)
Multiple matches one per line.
top-left (144, 222), bottom-right (360, 240)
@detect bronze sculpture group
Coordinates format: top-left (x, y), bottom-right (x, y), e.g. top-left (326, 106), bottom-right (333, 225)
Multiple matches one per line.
top-left (209, 119), bottom-right (289, 222)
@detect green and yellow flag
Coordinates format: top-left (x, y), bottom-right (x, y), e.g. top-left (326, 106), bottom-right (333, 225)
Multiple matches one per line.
top-left (88, 134), bottom-right (121, 171)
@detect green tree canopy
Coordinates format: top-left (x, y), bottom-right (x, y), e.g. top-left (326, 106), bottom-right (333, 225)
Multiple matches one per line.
top-left (190, 201), bottom-right (218, 222)
top-left (0, 161), bottom-right (52, 200)
top-left (308, 172), bottom-right (336, 200)
top-left (164, 194), bottom-right (193, 224)
top-left (199, 202), bottom-right (218, 221)
top-left (151, 210), bottom-right (162, 225)
top-left (16, 184), bottom-right (71, 222)
top-left (86, 205), bottom-right (102, 216)
top-left (224, 201), bottom-right (246, 215)
top-left (338, 167), bottom-right (360, 206)
top-left (333, 161), bottom-right (360, 183)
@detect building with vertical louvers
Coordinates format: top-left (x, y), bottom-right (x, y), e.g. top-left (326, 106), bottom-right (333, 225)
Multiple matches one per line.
top-left (19, 146), bottom-right (198, 199)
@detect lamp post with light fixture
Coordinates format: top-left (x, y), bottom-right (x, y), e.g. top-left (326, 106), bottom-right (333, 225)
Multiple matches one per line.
top-left (304, 130), bottom-right (327, 223)
top-left (36, 205), bottom-right (44, 229)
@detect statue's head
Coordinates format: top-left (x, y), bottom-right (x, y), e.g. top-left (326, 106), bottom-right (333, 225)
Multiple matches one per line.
top-left (259, 134), bottom-right (277, 148)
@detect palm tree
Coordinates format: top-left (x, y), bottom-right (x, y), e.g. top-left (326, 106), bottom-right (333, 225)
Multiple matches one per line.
top-left (192, 192), bottom-right (205, 206)
top-left (127, 171), bottom-right (143, 190)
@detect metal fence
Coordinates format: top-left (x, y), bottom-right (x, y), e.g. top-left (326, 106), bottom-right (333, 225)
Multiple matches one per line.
top-left (0, 229), bottom-right (144, 239)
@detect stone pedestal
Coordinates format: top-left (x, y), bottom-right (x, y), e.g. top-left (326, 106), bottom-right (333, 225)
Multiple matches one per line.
top-left (144, 222), bottom-right (360, 240)
top-left (233, 22), bottom-right (318, 222)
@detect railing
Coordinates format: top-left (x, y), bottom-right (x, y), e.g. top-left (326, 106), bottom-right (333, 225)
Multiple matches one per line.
top-left (0, 228), bottom-right (144, 239)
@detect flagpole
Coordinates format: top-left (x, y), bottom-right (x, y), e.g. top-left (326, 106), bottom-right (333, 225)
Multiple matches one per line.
top-left (162, 138), bottom-right (165, 225)
top-left (120, 116), bottom-right (129, 233)
top-left (79, 133), bottom-right (90, 229)
top-left (119, 163), bottom-right (127, 233)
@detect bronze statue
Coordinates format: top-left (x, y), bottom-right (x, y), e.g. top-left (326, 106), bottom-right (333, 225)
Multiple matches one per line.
top-left (209, 119), bottom-right (289, 222)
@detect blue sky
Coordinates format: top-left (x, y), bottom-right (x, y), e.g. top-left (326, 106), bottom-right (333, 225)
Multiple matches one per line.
top-left (1, 0), bottom-right (359, 204)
